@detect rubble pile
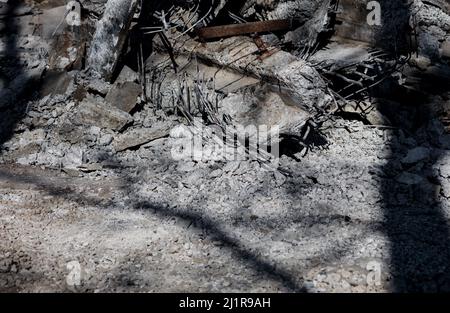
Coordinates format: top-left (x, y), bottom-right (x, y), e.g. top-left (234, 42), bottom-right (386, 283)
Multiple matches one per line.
top-left (0, 0), bottom-right (450, 292)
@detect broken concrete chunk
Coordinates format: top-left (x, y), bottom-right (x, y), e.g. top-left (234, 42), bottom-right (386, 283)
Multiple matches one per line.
top-left (99, 133), bottom-right (114, 146)
top-left (115, 65), bottom-right (140, 85)
top-left (71, 98), bottom-right (133, 131)
top-left (62, 147), bottom-right (84, 169)
top-left (105, 81), bottom-right (141, 113)
top-left (87, 79), bottom-right (111, 96)
top-left (78, 163), bottom-right (104, 173)
top-left (113, 125), bottom-right (171, 152)
top-left (48, 38), bottom-right (85, 71)
top-left (219, 84), bottom-right (311, 140)
top-left (39, 6), bottom-right (67, 40)
top-left (283, 0), bottom-right (332, 52)
top-left (162, 36), bottom-right (331, 112)
top-left (57, 123), bottom-right (88, 144)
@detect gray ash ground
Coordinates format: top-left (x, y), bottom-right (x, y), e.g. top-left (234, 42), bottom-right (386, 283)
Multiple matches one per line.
top-left (1, 112), bottom-right (449, 292)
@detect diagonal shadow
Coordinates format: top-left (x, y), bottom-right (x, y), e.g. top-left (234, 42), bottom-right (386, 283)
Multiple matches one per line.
top-left (0, 1), bottom-right (34, 151)
top-left (0, 161), bottom-right (307, 292)
top-left (375, 0), bottom-right (450, 292)
top-left (0, 0), bottom-right (312, 292)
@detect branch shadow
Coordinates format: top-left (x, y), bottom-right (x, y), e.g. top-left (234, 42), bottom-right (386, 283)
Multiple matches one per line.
top-left (375, 0), bottom-right (450, 292)
top-left (0, 158), bottom-right (307, 292)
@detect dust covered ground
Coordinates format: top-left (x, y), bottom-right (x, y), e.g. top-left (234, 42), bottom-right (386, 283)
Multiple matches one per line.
top-left (1, 117), bottom-right (450, 292)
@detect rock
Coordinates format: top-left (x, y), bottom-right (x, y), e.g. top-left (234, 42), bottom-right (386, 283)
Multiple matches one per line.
top-left (209, 169), bottom-right (222, 178)
top-left (115, 65), bottom-right (140, 84)
top-left (105, 81), bottom-right (141, 113)
top-left (396, 172), bottom-right (424, 185)
top-left (219, 85), bottom-right (311, 140)
top-left (274, 170), bottom-right (287, 186)
top-left (99, 133), bottom-right (114, 146)
top-left (71, 98), bottom-right (133, 131)
top-left (113, 125), bottom-right (171, 152)
top-left (401, 147), bottom-right (430, 165)
top-left (38, 6), bottom-right (67, 40)
top-left (62, 147), bottom-right (84, 169)
top-left (87, 79), bottom-right (111, 96)
top-left (410, 55), bottom-right (432, 71)
top-left (177, 161), bottom-right (196, 173)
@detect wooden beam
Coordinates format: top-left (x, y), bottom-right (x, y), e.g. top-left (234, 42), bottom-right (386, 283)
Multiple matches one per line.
top-left (196, 20), bottom-right (294, 40)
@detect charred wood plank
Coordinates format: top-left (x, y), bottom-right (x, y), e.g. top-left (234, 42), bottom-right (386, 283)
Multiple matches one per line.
top-left (196, 19), bottom-right (294, 40)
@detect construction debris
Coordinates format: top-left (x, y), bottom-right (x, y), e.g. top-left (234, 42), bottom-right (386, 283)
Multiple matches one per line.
top-left (1, 0), bottom-right (450, 293)
top-left (105, 81), bottom-right (142, 113)
top-left (87, 0), bottom-right (138, 80)
top-left (70, 97), bottom-right (133, 131)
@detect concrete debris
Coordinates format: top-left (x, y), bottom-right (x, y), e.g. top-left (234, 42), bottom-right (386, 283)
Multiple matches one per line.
top-left (115, 65), bottom-right (140, 85)
top-left (70, 98), bottom-right (133, 131)
top-left (79, 0), bottom-right (109, 15)
top-left (1, 0), bottom-right (450, 293)
top-left (219, 84), bottom-right (311, 137)
top-left (157, 35), bottom-right (332, 113)
top-left (113, 124), bottom-right (172, 152)
top-left (87, 0), bottom-right (138, 81)
top-left (86, 78), bottom-right (111, 96)
top-left (105, 81), bottom-right (141, 113)
top-left (39, 6), bottom-right (68, 40)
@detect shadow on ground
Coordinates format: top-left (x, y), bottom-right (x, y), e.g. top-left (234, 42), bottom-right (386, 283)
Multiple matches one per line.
top-left (0, 1), bottom-right (38, 150)
top-left (376, 0), bottom-right (450, 292)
